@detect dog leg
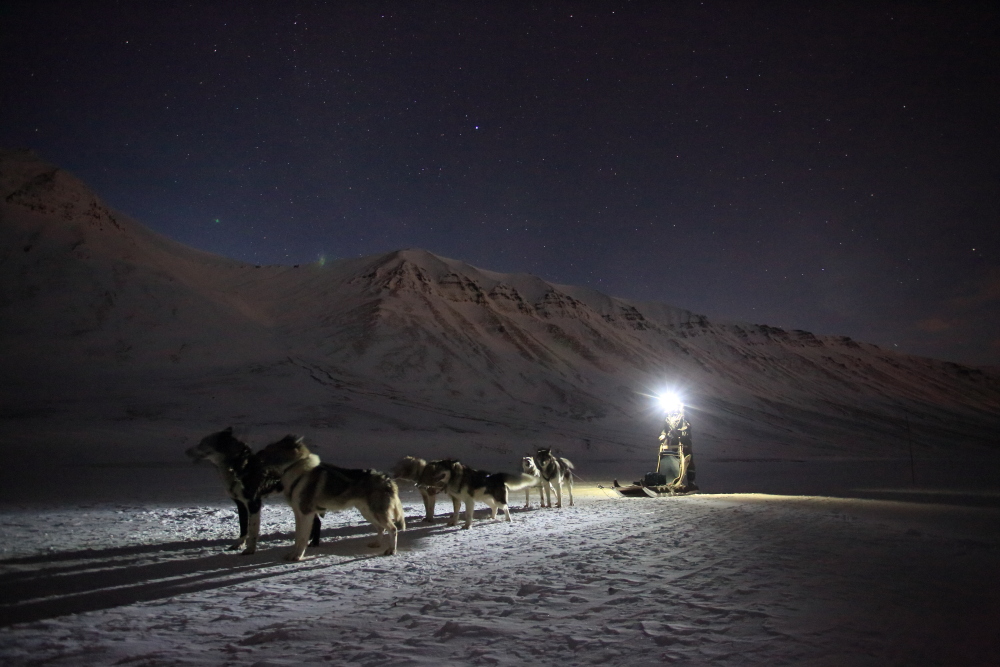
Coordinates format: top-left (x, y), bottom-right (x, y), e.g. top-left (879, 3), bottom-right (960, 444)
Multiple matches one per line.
top-left (308, 515), bottom-right (322, 547)
top-left (387, 497), bottom-right (405, 554)
top-left (567, 475), bottom-right (574, 507)
top-left (524, 486), bottom-right (531, 510)
top-left (374, 522), bottom-right (397, 555)
top-left (374, 510), bottom-right (398, 555)
top-left (285, 510), bottom-right (315, 561)
top-left (496, 487), bottom-right (510, 521)
top-left (230, 500), bottom-right (249, 551)
top-left (384, 498), bottom-right (404, 554)
top-left (554, 478), bottom-right (563, 509)
top-left (463, 500), bottom-right (475, 529)
top-left (242, 497), bottom-right (262, 555)
top-left (368, 526), bottom-right (385, 549)
top-left (447, 495), bottom-right (461, 526)
top-left (356, 505), bottom-right (385, 549)
top-left (360, 506), bottom-right (397, 555)
top-left (385, 525), bottom-right (398, 555)
top-left (420, 488), bottom-right (435, 523)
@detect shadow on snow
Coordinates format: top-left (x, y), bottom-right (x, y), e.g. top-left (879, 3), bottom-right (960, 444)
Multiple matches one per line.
top-left (0, 511), bottom-right (460, 627)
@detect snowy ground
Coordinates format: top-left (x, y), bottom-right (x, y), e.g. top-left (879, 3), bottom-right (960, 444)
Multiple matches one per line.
top-left (2, 483), bottom-right (999, 666)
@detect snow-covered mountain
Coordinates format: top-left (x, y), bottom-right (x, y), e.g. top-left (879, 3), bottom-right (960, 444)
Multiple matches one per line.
top-left (2, 149), bottom-right (998, 474)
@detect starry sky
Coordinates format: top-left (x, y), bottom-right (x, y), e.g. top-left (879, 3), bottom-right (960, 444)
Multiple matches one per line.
top-left (1, 2), bottom-right (998, 366)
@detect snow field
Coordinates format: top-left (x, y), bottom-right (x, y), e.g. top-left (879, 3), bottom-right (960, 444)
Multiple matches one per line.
top-left (1, 489), bottom-right (999, 666)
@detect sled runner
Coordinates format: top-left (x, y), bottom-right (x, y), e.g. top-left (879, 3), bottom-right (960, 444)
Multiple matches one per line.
top-left (611, 453), bottom-right (695, 498)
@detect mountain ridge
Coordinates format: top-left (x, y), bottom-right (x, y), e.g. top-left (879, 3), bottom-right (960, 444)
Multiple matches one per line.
top-left (2, 150), bottom-right (998, 467)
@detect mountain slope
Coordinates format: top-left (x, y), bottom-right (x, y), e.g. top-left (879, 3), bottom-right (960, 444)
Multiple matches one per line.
top-left (0, 149), bottom-right (282, 369)
top-left (267, 248), bottom-right (1000, 456)
top-left (1, 149), bottom-right (998, 469)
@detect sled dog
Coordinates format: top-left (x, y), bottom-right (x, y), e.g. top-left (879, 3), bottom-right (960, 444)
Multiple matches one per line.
top-left (185, 427), bottom-right (320, 554)
top-left (258, 435), bottom-right (405, 561)
top-left (438, 461), bottom-right (536, 529)
top-left (392, 456), bottom-right (461, 522)
top-left (520, 456), bottom-right (548, 509)
top-left (533, 448), bottom-right (575, 508)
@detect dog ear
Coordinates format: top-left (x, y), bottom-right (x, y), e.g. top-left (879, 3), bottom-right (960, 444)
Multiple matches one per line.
top-left (224, 426), bottom-right (234, 434)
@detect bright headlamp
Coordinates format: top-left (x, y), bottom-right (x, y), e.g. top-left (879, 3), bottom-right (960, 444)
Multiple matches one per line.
top-left (657, 392), bottom-right (684, 414)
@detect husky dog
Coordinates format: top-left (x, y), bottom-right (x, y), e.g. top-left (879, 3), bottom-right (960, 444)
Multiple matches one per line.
top-left (185, 427), bottom-right (320, 554)
top-left (392, 456), bottom-right (461, 523)
top-left (257, 435), bottom-right (406, 561)
top-left (520, 456), bottom-right (547, 509)
top-left (438, 461), bottom-right (537, 529)
top-left (533, 448), bottom-right (575, 508)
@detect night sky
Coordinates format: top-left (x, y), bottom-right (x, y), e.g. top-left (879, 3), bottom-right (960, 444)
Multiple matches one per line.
top-left (2, 2), bottom-right (997, 366)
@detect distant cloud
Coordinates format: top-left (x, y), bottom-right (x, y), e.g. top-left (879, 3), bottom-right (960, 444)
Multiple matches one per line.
top-left (916, 317), bottom-right (954, 333)
top-left (951, 268), bottom-right (1000, 309)
top-left (908, 266), bottom-right (1000, 365)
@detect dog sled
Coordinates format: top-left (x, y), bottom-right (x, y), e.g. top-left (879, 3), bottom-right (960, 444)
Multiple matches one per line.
top-left (610, 451), bottom-right (695, 498)
top-left (611, 393), bottom-right (698, 498)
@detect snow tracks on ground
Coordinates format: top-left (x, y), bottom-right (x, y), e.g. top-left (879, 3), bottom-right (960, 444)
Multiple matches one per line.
top-left (1, 492), bottom-right (999, 665)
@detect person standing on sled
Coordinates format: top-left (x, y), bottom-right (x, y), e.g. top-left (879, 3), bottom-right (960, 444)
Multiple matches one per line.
top-left (658, 398), bottom-right (698, 492)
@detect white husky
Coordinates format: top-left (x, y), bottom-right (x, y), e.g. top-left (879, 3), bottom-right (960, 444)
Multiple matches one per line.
top-left (520, 456), bottom-right (548, 509)
top-left (533, 448), bottom-right (574, 508)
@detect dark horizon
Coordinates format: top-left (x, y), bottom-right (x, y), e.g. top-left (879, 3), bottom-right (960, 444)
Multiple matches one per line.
top-left (2, 2), bottom-right (997, 366)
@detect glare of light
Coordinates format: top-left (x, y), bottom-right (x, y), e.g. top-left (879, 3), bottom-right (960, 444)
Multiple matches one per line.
top-left (657, 392), bottom-right (684, 413)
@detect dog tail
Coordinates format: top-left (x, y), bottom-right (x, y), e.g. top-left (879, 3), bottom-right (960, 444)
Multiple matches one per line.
top-left (499, 472), bottom-right (538, 492)
top-left (561, 457), bottom-right (575, 470)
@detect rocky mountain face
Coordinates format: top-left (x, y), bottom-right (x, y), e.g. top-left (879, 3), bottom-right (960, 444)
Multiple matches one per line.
top-left (2, 149), bottom-right (998, 467)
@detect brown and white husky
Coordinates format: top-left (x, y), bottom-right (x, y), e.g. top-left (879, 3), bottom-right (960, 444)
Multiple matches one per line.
top-left (257, 436), bottom-right (405, 561)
